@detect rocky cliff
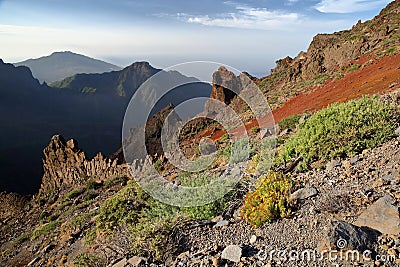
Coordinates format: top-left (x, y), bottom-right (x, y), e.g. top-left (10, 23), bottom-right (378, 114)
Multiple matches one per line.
top-left (261, 0), bottom-right (400, 109)
top-left (40, 135), bottom-right (129, 195)
top-left (271, 0), bottom-right (399, 83)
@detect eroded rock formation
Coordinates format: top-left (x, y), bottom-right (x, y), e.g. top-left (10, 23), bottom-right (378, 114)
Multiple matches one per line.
top-left (40, 135), bottom-right (128, 194)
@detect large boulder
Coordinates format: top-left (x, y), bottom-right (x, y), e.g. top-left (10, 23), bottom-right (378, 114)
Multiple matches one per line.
top-left (355, 195), bottom-right (400, 235)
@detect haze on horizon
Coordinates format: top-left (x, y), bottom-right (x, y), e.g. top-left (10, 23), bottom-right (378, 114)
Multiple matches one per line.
top-left (0, 0), bottom-right (392, 77)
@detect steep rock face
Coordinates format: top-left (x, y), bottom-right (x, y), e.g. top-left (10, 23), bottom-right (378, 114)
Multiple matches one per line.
top-left (268, 0), bottom-right (400, 83)
top-left (210, 66), bottom-right (241, 105)
top-left (40, 135), bottom-right (128, 194)
top-left (51, 61), bottom-right (160, 97)
top-left (207, 66), bottom-right (254, 114)
top-left (124, 104), bottom-right (182, 161)
top-left (206, 66), bottom-right (260, 125)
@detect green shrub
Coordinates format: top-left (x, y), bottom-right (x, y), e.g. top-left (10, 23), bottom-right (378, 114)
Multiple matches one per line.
top-left (64, 212), bottom-right (95, 234)
top-left (86, 180), bottom-right (101, 191)
top-left (94, 181), bottom-right (175, 260)
top-left (384, 47), bottom-right (397, 55)
top-left (278, 114), bottom-right (302, 131)
top-left (93, 180), bottom-right (231, 260)
top-left (31, 221), bottom-right (59, 240)
top-left (348, 64), bottom-right (361, 72)
top-left (83, 191), bottom-right (98, 202)
top-left (250, 126), bottom-right (260, 134)
top-left (277, 96), bottom-right (398, 170)
top-left (255, 139), bottom-right (276, 174)
top-left (220, 138), bottom-right (254, 164)
top-left (153, 159), bottom-right (163, 172)
top-left (66, 189), bottom-right (83, 200)
top-left (39, 211), bottom-right (48, 222)
top-left (47, 214), bottom-right (58, 222)
top-left (241, 171), bottom-right (293, 228)
top-left (220, 133), bottom-right (230, 142)
top-left (182, 201), bottom-right (226, 220)
top-left (73, 253), bottom-right (105, 267)
top-left (57, 200), bottom-right (72, 211)
top-left (103, 176), bottom-right (128, 188)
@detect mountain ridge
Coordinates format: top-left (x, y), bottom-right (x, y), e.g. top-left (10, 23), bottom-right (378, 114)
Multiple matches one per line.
top-left (258, 0), bottom-right (400, 109)
top-left (14, 51), bottom-right (122, 83)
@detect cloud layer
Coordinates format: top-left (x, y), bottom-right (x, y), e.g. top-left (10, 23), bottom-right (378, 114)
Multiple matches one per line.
top-left (184, 5), bottom-right (301, 30)
top-left (315, 0), bottom-right (392, 13)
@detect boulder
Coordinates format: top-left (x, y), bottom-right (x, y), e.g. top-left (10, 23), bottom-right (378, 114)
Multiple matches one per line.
top-left (355, 195), bottom-right (400, 235)
top-left (395, 126), bottom-right (400, 136)
top-left (221, 245), bottom-right (242, 263)
top-left (128, 256), bottom-right (146, 266)
top-left (112, 258), bottom-right (127, 267)
top-left (326, 160), bottom-right (342, 171)
top-left (290, 187), bottom-right (318, 201)
top-left (319, 220), bottom-right (376, 252)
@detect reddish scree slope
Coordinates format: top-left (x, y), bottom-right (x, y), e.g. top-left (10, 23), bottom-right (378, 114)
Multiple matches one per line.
top-left (209, 54), bottom-right (400, 140)
top-left (273, 54), bottom-right (400, 122)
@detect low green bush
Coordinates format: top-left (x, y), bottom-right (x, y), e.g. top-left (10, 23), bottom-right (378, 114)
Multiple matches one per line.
top-left (250, 126), bottom-right (260, 133)
top-left (66, 189), bottom-right (83, 200)
top-left (73, 253), bottom-right (105, 267)
top-left (103, 176), bottom-right (128, 189)
top-left (277, 96), bottom-right (398, 170)
top-left (348, 64), bottom-right (361, 72)
top-left (241, 171), bottom-right (293, 228)
top-left (93, 179), bottom-right (231, 260)
top-left (278, 114), bottom-right (302, 131)
top-left (31, 221), bottom-right (59, 240)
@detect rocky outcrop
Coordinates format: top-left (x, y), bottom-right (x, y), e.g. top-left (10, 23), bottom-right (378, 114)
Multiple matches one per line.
top-left (40, 135), bottom-right (128, 194)
top-left (205, 66), bottom-right (257, 121)
top-left (268, 0), bottom-right (400, 83)
top-left (210, 66), bottom-right (241, 106)
top-left (124, 104), bottom-right (182, 162)
top-left (0, 192), bottom-right (29, 220)
top-left (355, 195), bottom-right (400, 235)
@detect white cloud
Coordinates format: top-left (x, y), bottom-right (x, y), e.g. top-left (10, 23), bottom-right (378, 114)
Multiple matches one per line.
top-left (315, 0), bottom-right (392, 13)
top-left (184, 5), bottom-right (302, 30)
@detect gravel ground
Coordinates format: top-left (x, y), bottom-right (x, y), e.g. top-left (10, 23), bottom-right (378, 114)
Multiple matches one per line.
top-left (164, 136), bottom-right (400, 267)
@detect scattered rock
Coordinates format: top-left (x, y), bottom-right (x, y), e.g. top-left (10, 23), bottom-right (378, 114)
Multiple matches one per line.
top-left (249, 235), bottom-right (257, 245)
top-left (211, 215), bottom-right (223, 223)
top-left (41, 244), bottom-right (55, 253)
top-left (27, 257), bottom-right (40, 267)
top-left (214, 220), bottom-right (229, 228)
top-left (355, 195), bottom-right (400, 235)
top-left (112, 258), bottom-right (127, 267)
top-left (326, 160), bottom-right (342, 171)
top-left (279, 128), bottom-right (291, 136)
top-left (290, 187), bottom-right (318, 201)
top-left (372, 178), bottom-right (390, 188)
top-left (128, 256), bottom-right (146, 266)
top-left (221, 245), bottom-right (242, 263)
top-left (319, 220), bottom-right (376, 252)
top-left (211, 257), bottom-right (219, 267)
top-left (350, 155), bottom-right (360, 164)
top-left (395, 126), bottom-right (400, 136)
top-left (382, 174), bottom-right (398, 184)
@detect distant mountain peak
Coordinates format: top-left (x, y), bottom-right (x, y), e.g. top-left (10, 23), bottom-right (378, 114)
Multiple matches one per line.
top-left (14, 51), bottom-right (122, 83)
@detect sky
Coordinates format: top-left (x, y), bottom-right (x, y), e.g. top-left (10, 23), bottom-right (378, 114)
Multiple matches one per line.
top-left (0, 0), bottom-right (393, 77)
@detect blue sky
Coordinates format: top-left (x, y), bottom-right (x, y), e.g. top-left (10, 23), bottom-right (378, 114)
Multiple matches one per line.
top-left (0, 0), bottom-right (393, 76)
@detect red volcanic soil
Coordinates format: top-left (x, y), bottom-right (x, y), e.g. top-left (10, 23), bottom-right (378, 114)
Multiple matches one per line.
top-left (209, 54), bottom-right (400, 140)
top-left (273, 54), bottom-right (400, 122)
